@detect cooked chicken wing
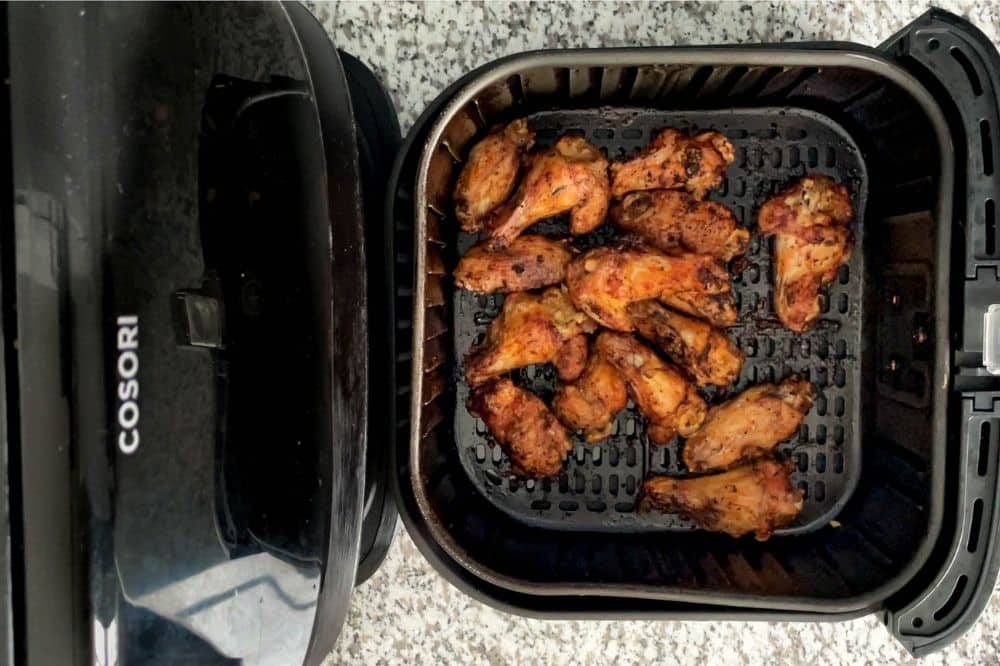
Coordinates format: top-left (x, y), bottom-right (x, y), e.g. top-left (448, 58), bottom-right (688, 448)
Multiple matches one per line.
top-left (467, 378), bottom-right (572, 477)
top-left (641, 458), bottom-right (804, 540)
top-left (683, 376), bottom-right (814, 473)
top-left (611, 190), bottom-right (749, 261)
top-left (485, 135), bottom-right (610, 245)
top-left (552, 353), bottom-right (628, 442)
top-left (758, 175), bottom-right (854, 332)
top-left (595, 331), bottom-right (706, 445)
top-left (565, 245), bottom-right (736, 331)
top-left (454, 235), bottom-right (572, 293)
top-left (464, 287), bottom-right (597, 387)
top-left (627, 300), bottom-right (743, 388)
top-left (453, 119), bottom-right (535, 232)
top-left (610, 129), bottom-right (735, 199)
top-left (553, 333), bottom-right (588, 382)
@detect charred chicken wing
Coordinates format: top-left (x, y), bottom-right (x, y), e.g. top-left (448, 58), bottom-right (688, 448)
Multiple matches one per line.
top-left (552, 353), bottom-right (628, 442)
top-left (485, 135), bottom-right (610, 245)
top-left (467, 378), bottom-right (572, 477)
top-left (565, 245), bottom-right (736, 331)
top-left (454, 235), bottom-right (573, 293)
top-left (627, 300), bottom-right (743, 388)
top-left (610, 128), bottom-right (735, 199)
top-left (595, 331), bottom-right (706, 445)
top-left (683, 376), bottom-right (814, 473)
top-left (641, 458), bottom-right (804, 540)
top-left (758, 175), bottom-right (854, 332)
top-left (464, 287), bottom-right (597, 387)
top-left (611, 190), bottom-right (749, 261)
top-left (453, 119), bottom-right (535, 232)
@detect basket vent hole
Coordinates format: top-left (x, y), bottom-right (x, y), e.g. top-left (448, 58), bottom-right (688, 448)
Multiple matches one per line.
top-left (609, 474), bottom-right (619, 496)
top-left (559, 500), bottom-right (579, 512)
top-left (815, 393), bottom-right (827, 415)
top-left (770, 146), bottom-right (783, 168)
top-left (475, 444), bottom-right (486, 462)
top-left (530, 500), bottom-right (551, 511)
top-left (593, 128), bottom-right (614, 140)
top-left (815, 453), bottom-right (827, 473)
top-left (814, 481), bottom-right (826, 501)
top-left (838, 264), bottom-right (850, 284)
top-left (626, 445), bottom-right (638, 467)
top-left (592, 476), bottom-right (602, 494)
top-left (978, 421), bottom-right (991, 476)
top-left (969, 498), bottom-right (985, 552)
top-left (509, 478), bottom-right (520, 492)
top-left (798, 424), bottom-right (809, 443)
top-left (608, 446), bottom-right (620, 466)
top-left (807, 146), bottom-right (819, 167)
top-left (622, 127), bottom-right (643, 140)
top-left (987, 199), bottom-right (996, 255)
top-left (574, 444), bottom-right (586, 463)
top-left (835, 339), bottom-right (847, 359)
top-left (587, 501), bottom-right (607, 512)
top-left (492, 446), bottom-right (503, 463)
top-left (800, 339), bottom-right (811, 357)
top-left (574, 472), bottom-right (586, 494)
top-left (787, 146), bottom-right (801, 167)
top-left (542, 478), bottom-right (552, 493)
top-left (824, 145), bottom-right (837, 167)
top-left (834, 367), bottom-right (846, 388)
top-left (558, 473), bottom-right (569, 493)
top-left (833, 425), bottom-right (844, 445)
top-left (745, 338), bottom-right (758, 357)
top-left (838, 293), bottom-right (849, 313)
top-left (982, 120), bottom-right (994, 176)
top-left (661, 448), bottom-right (671, 467)
top-left (625, 475), bottom-right (637, 494)
top-left (833, 452), bottom-right (845, 473)
top-left (912, 617), bottom-right (924, 629)
top-left (615, 502), bottom-right (634, 513)
top-left (927, 38), bottom-right (940, 51)
top-left (797, 452), bottom-right (809, 472)
top-left (819, 293), bottom-right (830, 313)
top-left (798, 480), bottom-right (809, 497)
top-left (816, 425), bottom-right (827, 445)
top-left (951, 47), bottom-right (983, 96)
top-left (933, 574), bottom-right (969, 621)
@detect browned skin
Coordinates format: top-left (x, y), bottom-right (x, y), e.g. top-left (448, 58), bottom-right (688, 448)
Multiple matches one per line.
top-left (485, 135), bottom-right (611, 245)
top-left (467, 378), bottom-right (572, 477)
top-left (553, 333), bottom-right (588, 382)
top-left (612, 190), bottom-right (750, 261)
top-left (641, 458), bottom-right (804, 540)
top-left (610, 129), bottom-right (735, 199)
top-left (464, 287), bottom-right (598, 387)
top-left (453, 119), bottom-right (535, 232)
top-left (627, 300), bottom-right (743, 388)
top-left (683, 376), bottom-right (814, 473)
top-left (595, 331), bottom-right (706, 445)
top-left (565, 245), bottom-right (736, 331)
top-left (758, 175), bottom-right (854, 332)
top-left (552, 354), bottom-right (628, 443)
top-left (454, 235), bottom-right (573, 294)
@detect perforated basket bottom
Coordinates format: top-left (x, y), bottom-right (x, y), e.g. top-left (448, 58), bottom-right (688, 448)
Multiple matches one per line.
top-left (453, 107), bottom-right (867, 535)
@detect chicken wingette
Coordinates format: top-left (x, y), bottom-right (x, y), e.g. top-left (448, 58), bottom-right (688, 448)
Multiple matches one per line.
top-left (467, 378), bottom-right (572, 477)
top-left (610, 128), bottom-right (735, 199)
top-left (641, 458), bottom-right (804, 540)
top-left (552, 333), bottom-right (589, 382)
top-left (682, 376), bottom-right (814, 473)
top-left (552, 352), bottom-right (628, 443)
top-left (454, 235), bottom-right (573, 294)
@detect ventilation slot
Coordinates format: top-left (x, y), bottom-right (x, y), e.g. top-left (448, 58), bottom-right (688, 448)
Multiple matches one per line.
top-left (933, 574), bottom-right (969, 621)
top-left (951, 47), bottom-right (983, 96)
top-left (978, 421), bottom-right (990, 476)
top-left (982, 120), bottom-right (994, 176)
top-left (987, 199), bottom-right (997, 255)
top-left (968, 499), bottom-right (984, 553)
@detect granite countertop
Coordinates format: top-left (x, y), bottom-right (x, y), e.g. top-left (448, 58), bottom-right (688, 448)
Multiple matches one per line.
top-left (308, 1), bottom-right (1000, 663)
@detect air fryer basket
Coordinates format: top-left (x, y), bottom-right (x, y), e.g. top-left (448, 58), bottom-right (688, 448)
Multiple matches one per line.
top-left (409, 49), bottom-right (953, 612)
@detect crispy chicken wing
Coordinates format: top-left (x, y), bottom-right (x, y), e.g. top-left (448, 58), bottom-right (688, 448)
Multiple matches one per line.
top-left (454, 235), bottom-right (572, 293)
top-left (553, 333), bottom-right (589, 382)
top-left (611, 190), bottom-right (749, 261)
top-left (453, 119), bottom-right (535, 232)
top-left (565, 245), bottom-right (736, 331)
top-left (627, 300), bottom-right (743, 388)
top-left (464, 287), bottom-right (597, 387)
top-left (485, 135), bottom-right (610, 245)
top-left (610, 129), bottom-right (735, 199)
top-left (467, 378), bottom-right (572, 477)
top-left (641, 458), bottom-right (804, 540)
top-left (552, 353), bottom-right (628, 442)
top-left (595, 331), bottom-right (706, 444)
top-left (758, 175), bottom-right (854, 332)
top-left (683, 376), bottom-right (814, 473)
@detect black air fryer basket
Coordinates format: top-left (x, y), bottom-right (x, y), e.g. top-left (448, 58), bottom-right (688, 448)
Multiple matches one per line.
top-left (389, 10), bottom-right (1000, 656)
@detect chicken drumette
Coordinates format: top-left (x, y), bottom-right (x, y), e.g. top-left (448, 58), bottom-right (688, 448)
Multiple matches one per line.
top-left (454, 235), bottom-right (573, 294)
top-left (627, 300), bottom-right (744, 388)
top-left (610, 128), bottom-right (735, 199)
top-left (758, 175), bottom-right (854, 332)
top-left (552, 351), bottom-right (628, 443)
top-left (467, 378), bottom-right (572, 477)
top-left (464, 287), bottom-right (597, 387)
top-left (683, 376), bottom-right (814, 473)
top-left (485, 135), bottom-right (610, 245)
top-left (453, 119), bottom-right (535, 232)
top-left (565, 245), bottom-right (737, 331)
top-left (641, 458), bottom-right (804, 540)
top-left (611, 190), bottom-right (749, 261)
top-left (595, 331), bottom-right (706, 445)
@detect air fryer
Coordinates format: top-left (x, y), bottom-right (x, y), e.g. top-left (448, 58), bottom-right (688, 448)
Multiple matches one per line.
top-left (1, 3), bottom-right (999, 665)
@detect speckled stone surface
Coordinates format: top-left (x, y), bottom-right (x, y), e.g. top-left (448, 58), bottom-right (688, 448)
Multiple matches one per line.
top-left (309, 2), bottom-right (1000, 664)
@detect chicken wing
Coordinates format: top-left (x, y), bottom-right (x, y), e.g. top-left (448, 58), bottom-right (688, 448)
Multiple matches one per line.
top-left (683, 376), bottom-right (814, 473)
top-left (610, 128), bottom-right (735, 199)
top-left (553, 333), bottom-right (588, 382)
top-left (467, 378), bottom-right (572, 477)
top-left (611, 190), bottom-right (749, 261)
top-left (565, 245), bottom-right (736, 331)
top-left (454, 235), bottom-right (572, 293)
top-left (485, 135), bottom-right (610, 245)
top-left (758, 175), bottom-right (854, 332)
top-left (464, 287), bottom-right (597, 387)
top-left (627, 300), bottom-right (743, 388)
top-left (453, 119), bottom-right (535, 232)
top-left (552, 353), bottom-right (628, 442)
top-left (641, 458), bottom-right (804, 540)
top-left (595, 331), bottom-right (706, 444)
